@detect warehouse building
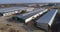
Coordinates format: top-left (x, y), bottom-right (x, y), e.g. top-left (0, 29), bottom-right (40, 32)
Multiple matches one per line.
top-left (11, 9), bottom-right (48, 23)
top-left (35, 9), bottom-right (58, 30)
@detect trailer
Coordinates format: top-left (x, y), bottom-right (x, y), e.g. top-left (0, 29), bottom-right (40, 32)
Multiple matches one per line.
top-left (35, 9), bottom-right (58, 31)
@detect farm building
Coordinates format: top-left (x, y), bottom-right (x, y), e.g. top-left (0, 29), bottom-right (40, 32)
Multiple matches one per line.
top-left (0, 7), bottom-right (34, 16)
top-left (11, 8), bottom-right (48, 23)
top-left (35, 9), bottom-right (58, 30)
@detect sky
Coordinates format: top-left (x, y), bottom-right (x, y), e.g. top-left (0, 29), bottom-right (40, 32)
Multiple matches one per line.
top-left (0, 0), bottom-right (60, 4)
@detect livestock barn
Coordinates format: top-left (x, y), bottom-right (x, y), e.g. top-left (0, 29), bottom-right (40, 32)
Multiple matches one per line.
top-left (35, 9), bottom-right (58, 30)
top-left (11, 8), bottom-right (48, 23)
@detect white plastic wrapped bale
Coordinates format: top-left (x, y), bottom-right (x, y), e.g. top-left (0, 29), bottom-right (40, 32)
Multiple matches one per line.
top-left (36, 9), bottom-right (58, 30)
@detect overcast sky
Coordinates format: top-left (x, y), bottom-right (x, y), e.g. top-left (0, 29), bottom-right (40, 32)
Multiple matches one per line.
top-left (0, 0), bottom-right (60, 4)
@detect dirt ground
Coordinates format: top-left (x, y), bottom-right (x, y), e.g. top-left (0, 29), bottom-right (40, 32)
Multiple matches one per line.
top-left (0, 16), bottom-right (45, 32)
